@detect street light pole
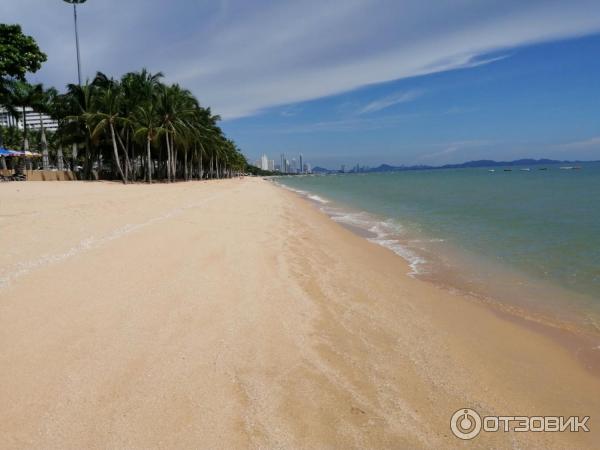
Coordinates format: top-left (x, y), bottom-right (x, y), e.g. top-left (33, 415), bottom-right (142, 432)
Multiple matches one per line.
top-left (63, 0), bottom-right (87, 85)
top-left (64, 0), bottom-right (87, 174)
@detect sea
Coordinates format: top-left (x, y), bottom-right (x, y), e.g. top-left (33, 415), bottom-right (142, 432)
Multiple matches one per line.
top-left (275, 162), bottom-right (600, 356)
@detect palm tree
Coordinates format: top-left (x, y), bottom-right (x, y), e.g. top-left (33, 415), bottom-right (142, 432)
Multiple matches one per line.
top-left (2, 68), bottom-right (247, 182)
top-left (5, 81), bottom-right (43, 172)
top-left (157, 84), bottom-right (197, 181)
top-left (132, 102), bottom-right (162, 182)
top-left (66, 81), bottom-right (96, 176)
top-left (32, 86), bottom-right (58, 170)
top-left (120, 69), bottom-right (163, 181)
top-left (79, 87), bottom-right (128, 183)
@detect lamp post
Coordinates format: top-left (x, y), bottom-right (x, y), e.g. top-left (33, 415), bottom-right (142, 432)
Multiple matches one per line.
top-left (64, 0), bottom-right (86, 174)
top-left (63, 0), bottom-right (87, 85)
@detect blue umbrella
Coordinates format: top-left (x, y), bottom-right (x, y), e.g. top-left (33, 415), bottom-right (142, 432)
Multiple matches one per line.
top-left (0, 148), bottom-right (21, 157)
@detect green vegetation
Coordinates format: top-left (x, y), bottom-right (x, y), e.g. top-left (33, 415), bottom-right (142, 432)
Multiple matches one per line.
top-left (0, 23), bottom-right (248, 182)
top-left (244, 164), bottom-right (276, 176)
top-left (0, 24), bottom-right (46, 80)
top-left (0, 24), bottom-right (46, 106)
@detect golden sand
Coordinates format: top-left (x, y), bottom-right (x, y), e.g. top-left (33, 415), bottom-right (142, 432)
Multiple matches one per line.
top-left (0, 178), bottom-right (598, 448)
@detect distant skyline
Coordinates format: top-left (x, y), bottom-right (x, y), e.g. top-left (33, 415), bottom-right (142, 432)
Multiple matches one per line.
top-left (2, 1), bottom-right (600, 166)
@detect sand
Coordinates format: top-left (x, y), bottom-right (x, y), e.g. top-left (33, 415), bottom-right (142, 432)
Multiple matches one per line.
top-left (0, 178), bottom-right (598, 449)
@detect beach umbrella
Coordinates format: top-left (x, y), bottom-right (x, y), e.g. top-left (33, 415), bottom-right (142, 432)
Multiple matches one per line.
top-left (22, 151), bottom-right (42, 158)
top-left (0, 148), bottom-right (22, 157)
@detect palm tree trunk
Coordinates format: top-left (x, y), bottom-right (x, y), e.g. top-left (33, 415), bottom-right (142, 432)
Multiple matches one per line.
top-left (110, 122), bottom-right (127, 184)
top-left (16, 107), bottom-right (29, 174)
top-left (146, 137), bottom-right (152, 183)
top-left (72, 143), bottom-right (78, 172)
top-left (171, 135), bottom-right (176, 180)
top-left (199, 143), bottom-right (205, 179)
top-left (184, 147), bottom-right (188, 181)
top-left (165, 132), bottom-right (171, 182)
top-left (115, 129), bottom-right (131, 183)
top-left (39, 113), bottom-right (50, 170)
top-left (57, 145), bottom-right (64, 171)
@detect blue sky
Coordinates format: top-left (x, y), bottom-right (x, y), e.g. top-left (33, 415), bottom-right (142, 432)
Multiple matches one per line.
top-left (3, 0), bottom-right (600, 167)
top-left (227, 35), bottom-right (600, 167)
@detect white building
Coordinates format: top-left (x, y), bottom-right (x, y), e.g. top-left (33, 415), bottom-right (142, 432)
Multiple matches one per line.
top-left (0, 107), bottom-right (59, 132)
top-left (260, 153), bottom-right (269, 171)
top-left (268, 159), bottom-right (275, 171)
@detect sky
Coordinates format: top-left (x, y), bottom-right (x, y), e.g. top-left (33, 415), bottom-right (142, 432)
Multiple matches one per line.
top-left (2, 0), bottom-right (600, 167)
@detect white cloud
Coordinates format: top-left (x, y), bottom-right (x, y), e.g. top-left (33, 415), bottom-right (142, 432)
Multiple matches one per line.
top-left (358, 90), bottom-right (424, 114)
top-left (2, 1), bottom-right (600, 119)
top-left (419, 140), bottom-right (494, 161)
top-left (558, 136), bottom-right (600, 150)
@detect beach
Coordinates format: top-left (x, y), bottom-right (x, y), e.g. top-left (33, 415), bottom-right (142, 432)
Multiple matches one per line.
top-left (1, 178), bottom-right (598, 448)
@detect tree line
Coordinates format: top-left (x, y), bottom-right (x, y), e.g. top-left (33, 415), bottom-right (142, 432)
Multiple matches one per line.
top-left (0, 24), bottom-right (249, 183)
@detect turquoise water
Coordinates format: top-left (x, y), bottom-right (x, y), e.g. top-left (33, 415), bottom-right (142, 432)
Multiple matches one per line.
top-left (276, 163), bottom-right (600, 313)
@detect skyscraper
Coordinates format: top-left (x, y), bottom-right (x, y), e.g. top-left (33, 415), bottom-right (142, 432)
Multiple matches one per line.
top-left (299, 154), bottom-right (303, 174)
top-left (260, 154), bottom-right (269, 170)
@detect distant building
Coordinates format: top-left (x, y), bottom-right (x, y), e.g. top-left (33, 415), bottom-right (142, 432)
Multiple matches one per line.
top-left (303, 163), bottom-right (311, 173)
top-left (268, 159), bottom-right (275, 171)
top-left (260, 154), bottom-right (269, 171)
top-left (341, 164), bottom-right (346, 173)
top-left (299, 154), bottom-right (303, 173)
top-left (0, 107), bottom-right (59, 132)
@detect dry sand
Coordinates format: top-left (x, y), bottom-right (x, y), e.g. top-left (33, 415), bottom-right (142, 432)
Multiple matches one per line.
top-left (0, 178), bottom-right (598, 449)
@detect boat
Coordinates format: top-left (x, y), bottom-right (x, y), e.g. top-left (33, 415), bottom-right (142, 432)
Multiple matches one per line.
top-left (520, 168), bottom-right (531, 171)
top-left (560, 166), bottom-right (574, 170)
top-left (503, 169), bottom-right (512, 172)
top-left (538, 167), bottom-right (548, 170)
top-left (488, 169), bottom-right (496, 172)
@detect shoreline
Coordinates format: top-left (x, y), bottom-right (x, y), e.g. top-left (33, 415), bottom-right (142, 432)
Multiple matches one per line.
top-left (1, 179), bottom-right (598, 448)
top-left (273, 178), bottom-right (600, 376)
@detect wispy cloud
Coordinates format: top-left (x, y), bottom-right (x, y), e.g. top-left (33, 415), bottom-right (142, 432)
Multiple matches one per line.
top-left (358, 89), bottom-right (424, 114)
top-left (272, 113), bottom-right (422, 133)
top-left (419, 140), bottom-right (494, 161)
top-left (3, 1), bottom-right (600, 119)
top-left (557, 136), bottom-right (600, 150)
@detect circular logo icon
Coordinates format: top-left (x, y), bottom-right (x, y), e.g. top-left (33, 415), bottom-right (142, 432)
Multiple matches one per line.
top-left (450, 408), bottom-right (482, 440)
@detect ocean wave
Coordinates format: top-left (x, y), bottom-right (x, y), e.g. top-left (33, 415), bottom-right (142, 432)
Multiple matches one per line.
top-left (327, 210), bottom-right (427, 276)
top-left (307, 194), bottom-right (329, 204)
top-left (367, 237), bottom-right (427, 276)
top-left (274, 180), bottom-right (429, 276)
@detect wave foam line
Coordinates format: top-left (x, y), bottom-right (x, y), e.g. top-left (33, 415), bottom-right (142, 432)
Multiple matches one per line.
top-left (0, 191), bottom-right (227, 291)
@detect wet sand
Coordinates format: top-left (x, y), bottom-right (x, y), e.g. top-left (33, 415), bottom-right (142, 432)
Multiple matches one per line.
top-left (0, 178), bottom-right (598, 448)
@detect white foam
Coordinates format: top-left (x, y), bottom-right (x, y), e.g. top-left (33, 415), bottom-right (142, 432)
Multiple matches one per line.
top-left (368, 237), bottom-right (427, 276)
top-left (274, 180), bottom-right (430, 276)
top-left (329, 210), bottom-right (427, 276)
top-left (307, 194), bottom-right (329, 204)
